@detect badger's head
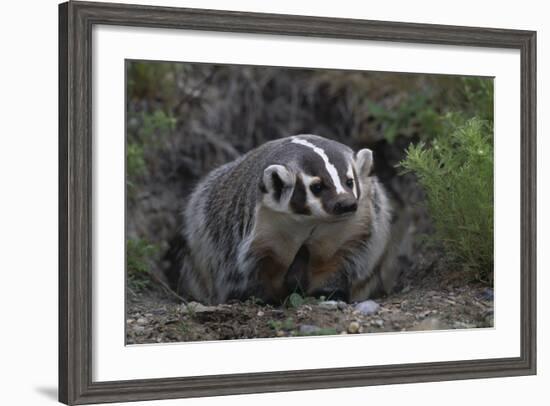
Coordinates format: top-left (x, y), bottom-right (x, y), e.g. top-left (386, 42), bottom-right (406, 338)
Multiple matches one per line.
top-left (260, 135), bottom-right (373, 221)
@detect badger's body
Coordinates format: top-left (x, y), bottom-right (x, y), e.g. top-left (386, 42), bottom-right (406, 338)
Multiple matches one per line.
top-left (177, 135), bottom-right (394, 305)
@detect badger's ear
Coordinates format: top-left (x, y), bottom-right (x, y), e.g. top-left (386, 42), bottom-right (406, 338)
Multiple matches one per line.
top-left (261, 165), bottom-right (294, 200)
top-left (355, 148), bottom-right (373, 177)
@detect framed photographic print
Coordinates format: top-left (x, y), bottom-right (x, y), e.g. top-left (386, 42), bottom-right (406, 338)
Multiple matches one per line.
top-left (59, 1), bottom-right (536, 404)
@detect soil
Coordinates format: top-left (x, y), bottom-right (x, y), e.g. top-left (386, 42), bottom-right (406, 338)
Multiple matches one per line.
top-left (126, 272), bottom-right (494, 344)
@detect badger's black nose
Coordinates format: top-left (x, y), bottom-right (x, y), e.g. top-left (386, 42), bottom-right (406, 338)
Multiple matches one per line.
top-left (333, 199), bottom-right (358, 215)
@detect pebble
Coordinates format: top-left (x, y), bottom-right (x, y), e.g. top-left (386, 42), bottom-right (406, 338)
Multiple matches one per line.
top-left (133, 326), bottom-right (145, 333)
top-left (373, 319), bottom-right (384, 327)
top-left (354, 300), bottom-right (380, 315)
top-left (136, 317), bottom-right (147, 325)
top-left (299, 324), bottom-right (321, 335)
top-left (256, 310), bottom-right (264, 317)
top-left (347, 321), bottom-right (361, 334)
top-left (276, 330), bottom-right (286, 337)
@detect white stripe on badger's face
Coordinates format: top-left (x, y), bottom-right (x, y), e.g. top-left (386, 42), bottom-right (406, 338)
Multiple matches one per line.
top-left (291, 137), bottom-right (346, 194)
top-left (347, 163), bottom-right (357, 198)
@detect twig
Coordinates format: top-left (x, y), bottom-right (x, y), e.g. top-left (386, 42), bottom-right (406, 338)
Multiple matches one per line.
top-left (149, 271), bottom-right (188, 304)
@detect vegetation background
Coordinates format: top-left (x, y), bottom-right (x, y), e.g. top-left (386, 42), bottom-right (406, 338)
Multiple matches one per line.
top-left (125, 61), bottom-right (494, 342)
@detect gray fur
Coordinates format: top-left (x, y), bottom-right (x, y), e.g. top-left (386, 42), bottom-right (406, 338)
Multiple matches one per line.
top-left (178, 134), bottom-right (394, 304)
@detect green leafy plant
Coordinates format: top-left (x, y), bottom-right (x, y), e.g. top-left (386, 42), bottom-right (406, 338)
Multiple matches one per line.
top-left (296, 327), bottom-right (338, 337)
top-left (127, 238), bottom-right (158, 292)
top-left (268, 317), bottom-right (296, 331)
top-left (286, 292), bottom-right (305, 308)
top-left (399, 116), bottom-right (493, 282)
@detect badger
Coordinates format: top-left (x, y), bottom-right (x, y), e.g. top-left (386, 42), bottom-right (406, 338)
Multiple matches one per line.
top-left (174, 134), bottom-right (395, 305)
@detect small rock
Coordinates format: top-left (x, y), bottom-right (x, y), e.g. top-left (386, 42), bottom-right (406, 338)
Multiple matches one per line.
top-left (256, 310), bottom-right (265, 317)
top-left (299, 324), bottom-right (321, 335)
top-left (276, 330), bottom-right (286, 337)
top-left (133, 326), bottom-right (145, 333)
top-left (347, 321), bottom-right (361, 334)
top-left (136, 317), bottom-right (147, 325)
top-left (318, 300), bottom-right (338, 310)
top-left (373, 319), bottom-right (384, 327)
top-left (354, 300), bottom-right (380, 315)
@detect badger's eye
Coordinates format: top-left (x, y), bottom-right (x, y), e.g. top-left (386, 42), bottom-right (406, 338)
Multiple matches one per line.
top-left (310, 182), bottom-right (323, 195)
top-left (346, 178), bottom-right (354, 188)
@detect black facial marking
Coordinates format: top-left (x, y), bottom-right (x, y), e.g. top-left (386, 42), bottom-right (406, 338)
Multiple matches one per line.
top-left (290, 175), bottom-right (310, 215)
top-left (259, 180), bottom-right (267, 194)
top-left (271, 172), bottom-right (284, 201)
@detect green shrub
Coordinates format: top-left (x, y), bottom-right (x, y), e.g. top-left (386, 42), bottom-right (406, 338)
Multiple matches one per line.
top-left (126, 143), bottom-right (146, 179)
top-left (127, 62), bottom-right (182, 108)
top-left (126, 110), bottom-right (176, 197)
top-left (367, 93), bottom-right (441, 143)
top-left (399, 116), bottom-right (493, 282)
top-left (135, 110), bottom-right (176, 142)
top-left (127, 238), bottom-right (158, 292)
top-left (451, 77), bottom-right (494, 124)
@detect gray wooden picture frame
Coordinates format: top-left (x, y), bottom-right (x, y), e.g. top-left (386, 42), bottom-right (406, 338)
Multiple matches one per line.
top-left (59, 1), bottom-right (537, 404)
